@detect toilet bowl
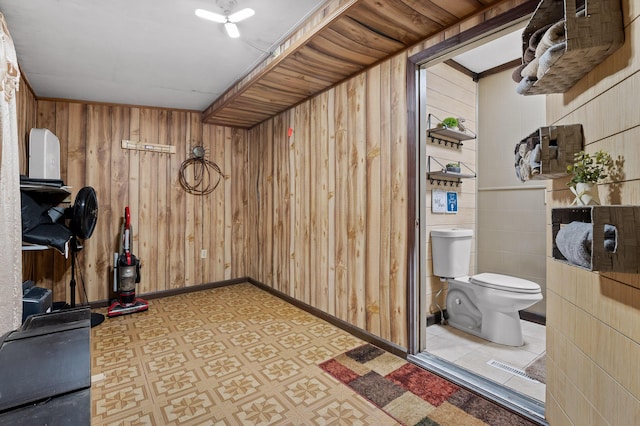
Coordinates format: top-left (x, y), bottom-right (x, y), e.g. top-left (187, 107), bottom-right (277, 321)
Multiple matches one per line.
top-left (446, 273), bottom-right (542, 346)
top-left (431, 229), bottom-right (543, 346)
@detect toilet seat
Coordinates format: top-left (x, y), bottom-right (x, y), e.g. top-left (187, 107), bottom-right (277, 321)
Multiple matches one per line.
top-left (470, 273), bottom-right (540, 294)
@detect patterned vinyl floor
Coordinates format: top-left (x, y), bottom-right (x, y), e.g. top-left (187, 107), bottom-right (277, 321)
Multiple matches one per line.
top-left (90, 283), bottom-right (537, 425)
top-left (91, 283), bottom-right (396, 425)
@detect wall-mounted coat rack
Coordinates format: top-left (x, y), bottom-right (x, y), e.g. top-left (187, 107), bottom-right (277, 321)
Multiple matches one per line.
top-left (427, 156), bottom-right (476, 186)
top-left (426, 114), bottom-right (476, 149)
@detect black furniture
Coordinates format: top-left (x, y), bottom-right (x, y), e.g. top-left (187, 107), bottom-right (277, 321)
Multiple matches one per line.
top-left (0, 307), bottom-right (91, 425)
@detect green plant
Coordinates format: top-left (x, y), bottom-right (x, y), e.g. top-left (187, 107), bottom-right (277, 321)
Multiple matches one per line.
top-left (440, 117), bottom-right (458, 129)
top-left (566, 150), bottom-right (612, 187)
top-left (446, 162), bottom-right (460, 168)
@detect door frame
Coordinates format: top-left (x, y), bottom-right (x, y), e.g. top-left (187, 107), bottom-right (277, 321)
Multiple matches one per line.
top-left (405, 0), bottom-right (540, 355)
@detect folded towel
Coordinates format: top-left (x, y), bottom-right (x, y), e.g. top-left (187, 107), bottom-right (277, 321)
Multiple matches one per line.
top-left (556, 221), bottom-right (593, 268)
top-left (515, 164), bottom-right (523, 182)
top-left (521, 57), bottom-right (539, 79)
top-left (524, 47), bottom-right (536, 64)
top-left (556, 222), bottom-right (618, 268)
top-left (512, 63), bottom-right (525, 83)
top-left (535, 20), bottom-right (566, 58)
top-left (528, 23), bottom-right (554, 51)
top-left (519, 151), bottom-right (533, 181)
top-left (537, 42), bottom-right (566, 80)
top-left (516, 76), bottom-right (535, 95)
top-left (530, 143), bottom-right (542, 169)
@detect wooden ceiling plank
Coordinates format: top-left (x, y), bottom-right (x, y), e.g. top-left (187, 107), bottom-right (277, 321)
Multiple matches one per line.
top-left (203, 0), bottom-right (515, 128)
top-left (427, 0), bottom-right (492, 19)
top-left (346, 0), bottom-right (442, 45)
top-left (328, 18), bottom-right (404, 54)
top-left (397, 0), bottom-right (460, 26)
top-left (254, 78), bottom-right (319, 98)
top-left (294, 47), bottom-right (362, 73)
top-left (308, 34), bottom-right (380, 67)
top-left (321, 26), bottom-right (395, 58)
top-left (268, 66), bottom-right (337, 90)
top-left (202, 0), bottom-right (363, 121)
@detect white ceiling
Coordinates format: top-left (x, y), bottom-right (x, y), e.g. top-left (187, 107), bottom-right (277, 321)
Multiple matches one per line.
top-left (0, 0), bottom-right (326, 111)
top-left (453, 28), bottom-right (524, 74)
top-left (0, 0), bottom-right (523, 113)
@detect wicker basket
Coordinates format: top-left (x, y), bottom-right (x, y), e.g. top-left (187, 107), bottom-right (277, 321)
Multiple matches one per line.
top-left (515, 124), bottom-right (583, 181)
top-left (521, 0), bottom-right (624, 95)
top-left (552, 206), bottom-right (640, 272)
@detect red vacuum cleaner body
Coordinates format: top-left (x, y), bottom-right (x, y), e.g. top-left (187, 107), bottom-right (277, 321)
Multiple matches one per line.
top-left (107, 207), bottom-right (149, 317)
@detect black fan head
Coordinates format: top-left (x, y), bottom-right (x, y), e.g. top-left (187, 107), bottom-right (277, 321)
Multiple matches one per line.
top-left (70, 186), bottom-right (98, 240)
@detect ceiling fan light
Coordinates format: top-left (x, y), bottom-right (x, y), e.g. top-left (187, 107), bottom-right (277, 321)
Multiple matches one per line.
top-left (195, 8), bottom-right (226, 23)
top-left (228, 8), bottom-right (255, 23)
top-left (224, 22), bottom-right (240, 38)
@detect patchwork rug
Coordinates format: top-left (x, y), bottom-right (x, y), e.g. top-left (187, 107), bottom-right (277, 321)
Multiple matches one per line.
top-left (320, 344), bottom-right (540, 426)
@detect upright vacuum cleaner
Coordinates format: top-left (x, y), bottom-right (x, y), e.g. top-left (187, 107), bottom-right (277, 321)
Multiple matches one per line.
top-left (107, 206), bottom-right (149, 317)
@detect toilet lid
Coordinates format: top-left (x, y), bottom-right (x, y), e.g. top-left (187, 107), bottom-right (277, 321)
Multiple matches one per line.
top-left (470, 273), bottom-right (540, 294)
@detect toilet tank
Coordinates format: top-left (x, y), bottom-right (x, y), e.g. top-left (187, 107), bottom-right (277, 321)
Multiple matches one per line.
top-left (431, 228), bottom-right (473, 278)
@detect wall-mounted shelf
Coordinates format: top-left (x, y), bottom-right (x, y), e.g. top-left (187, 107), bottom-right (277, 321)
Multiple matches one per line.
top-left (427, 114), bottom-right (476, 148)
top-left (427, 156), bottom-right (476, 187)
top-left (515, 124), bottom-right (583, 182)
top-left (518, 0), bottom-right (624, 95)
top-left (552, 206), bottom-right (640, 272)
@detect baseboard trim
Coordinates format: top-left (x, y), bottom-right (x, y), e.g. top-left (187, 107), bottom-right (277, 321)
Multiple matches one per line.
top-left (520, 310), bottom-right (546, 326)
top-left (429, 310), bottom-right (546, 327)
top-left (248, 278), bottom-right (408, 359)
top-left (426, 310), bottom-right (447, 327)
top-left (89, 277), bottom-right (250, 308)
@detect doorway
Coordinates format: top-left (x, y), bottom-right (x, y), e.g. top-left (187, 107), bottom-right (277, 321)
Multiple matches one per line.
top-left (407, 18), bottom-right (548, 425)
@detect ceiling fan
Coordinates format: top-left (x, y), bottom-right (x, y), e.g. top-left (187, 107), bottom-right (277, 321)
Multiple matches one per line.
top-left (195, 0), bottom-right (255, 38)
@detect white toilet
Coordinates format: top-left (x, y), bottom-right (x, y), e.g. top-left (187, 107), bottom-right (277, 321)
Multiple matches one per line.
top-left (431, 228), bottom-right (542, 346)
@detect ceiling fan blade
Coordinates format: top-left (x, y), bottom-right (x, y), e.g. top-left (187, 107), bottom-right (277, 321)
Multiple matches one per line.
top-left (228, 8), bottom-right (255, 23)
top-left (195, 9), bottom-right (227, 23)
top-left (224, 22), bottom-right (240, 38)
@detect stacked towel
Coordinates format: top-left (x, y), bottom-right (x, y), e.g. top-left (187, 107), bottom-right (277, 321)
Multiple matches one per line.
top-left (514, 135), bottom-right (557, 181)
top-left (534, 20), bottom-right (566, 58)
top-left (512, 9), bottom-right (588, 92)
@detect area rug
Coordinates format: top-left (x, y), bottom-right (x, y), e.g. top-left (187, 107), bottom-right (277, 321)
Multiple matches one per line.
top-left (320, 344), bottom-right (540, 426)
top-left (525, 353), bottom-right (546, 384)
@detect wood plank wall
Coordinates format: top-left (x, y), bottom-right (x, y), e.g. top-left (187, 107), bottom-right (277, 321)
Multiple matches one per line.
top-left (246, 53), bottom-right (409, 348)
top-left (423, 63), bottom-right (477, 316)
top-left (14, 0), bottom-right (538, 353)
top-left (244, 0), bottom-right (536, 350)
top-left (18, 100), bottom-right (248, 305)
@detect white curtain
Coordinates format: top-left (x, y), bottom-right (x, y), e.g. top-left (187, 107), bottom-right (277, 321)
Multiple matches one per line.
top-left (0, 12), bottom-right (22, 334)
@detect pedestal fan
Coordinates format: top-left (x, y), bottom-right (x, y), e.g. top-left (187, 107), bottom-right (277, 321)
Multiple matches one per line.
top-left (66, 186), bottom-right (103, 327)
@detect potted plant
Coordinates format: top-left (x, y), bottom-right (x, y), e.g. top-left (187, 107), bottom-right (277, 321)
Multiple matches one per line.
top-left (445, 162), bottom-right (461, 173)
top-left (566, 150), bottom-right (612, 205)
top-left (440, 117), bottom-right (459, 129)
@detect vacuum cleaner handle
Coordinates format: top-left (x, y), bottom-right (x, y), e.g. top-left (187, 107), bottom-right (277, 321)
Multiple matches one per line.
top-left (124, 207), bottom-right (132, 265)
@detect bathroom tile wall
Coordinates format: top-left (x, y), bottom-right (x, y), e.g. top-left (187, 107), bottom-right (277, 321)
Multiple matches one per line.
top-left (544, 3), bottom-right (640, 424)
top-left (477, 66), bottom-right (547, 317)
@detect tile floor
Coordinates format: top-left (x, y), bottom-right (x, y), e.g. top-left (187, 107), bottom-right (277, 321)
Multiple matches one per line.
top-left (425, 320), bottom-right (546, 402)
